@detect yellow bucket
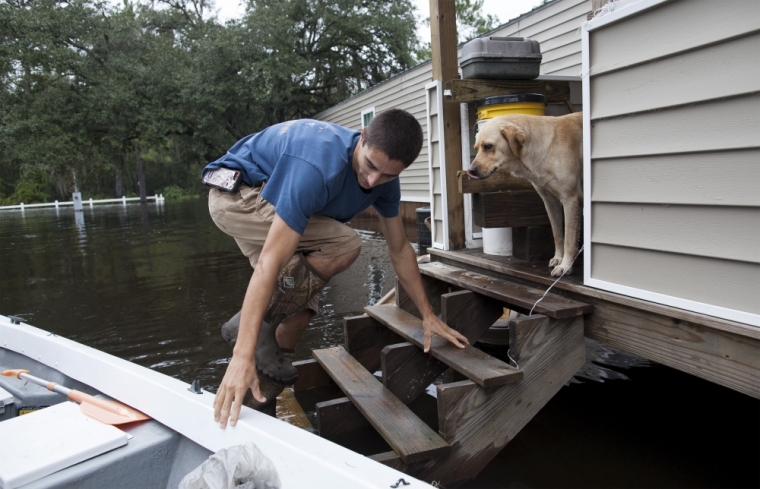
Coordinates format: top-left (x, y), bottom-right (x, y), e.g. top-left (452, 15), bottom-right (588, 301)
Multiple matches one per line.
top-left (475, 93), bottom-right (546, 120)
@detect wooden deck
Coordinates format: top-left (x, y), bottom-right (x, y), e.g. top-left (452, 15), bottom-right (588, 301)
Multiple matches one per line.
top-left (429, 248), bottom-right (760, 399)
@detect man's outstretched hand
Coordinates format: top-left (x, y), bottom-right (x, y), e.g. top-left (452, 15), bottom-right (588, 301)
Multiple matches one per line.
top-left (422, 315), bottom-right (469, 353)
top-left (213, 354), bottom-right (266, 428)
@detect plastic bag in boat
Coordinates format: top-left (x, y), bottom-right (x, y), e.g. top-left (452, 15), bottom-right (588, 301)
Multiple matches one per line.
top-left (179, 441), bottom-right (281, 489)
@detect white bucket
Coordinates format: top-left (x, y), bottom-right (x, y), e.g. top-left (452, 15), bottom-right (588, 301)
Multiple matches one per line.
top-left (482, 227), bottom-right (512, 256)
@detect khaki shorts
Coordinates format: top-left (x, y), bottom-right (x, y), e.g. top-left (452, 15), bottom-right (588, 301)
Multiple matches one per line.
top-left (208, 184), bottom-right (362, 312)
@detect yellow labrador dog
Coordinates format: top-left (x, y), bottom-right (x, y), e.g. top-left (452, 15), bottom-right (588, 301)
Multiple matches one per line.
top-left (468, 112), bottom-right (583, 277)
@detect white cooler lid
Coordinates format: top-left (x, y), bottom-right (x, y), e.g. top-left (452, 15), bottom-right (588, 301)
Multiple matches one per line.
top-left (0, 401), bottom-right (128, 489)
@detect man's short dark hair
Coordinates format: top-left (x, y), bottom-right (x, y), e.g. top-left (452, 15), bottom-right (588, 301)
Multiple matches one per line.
top-left (364, 109), bottom-right (423, 168)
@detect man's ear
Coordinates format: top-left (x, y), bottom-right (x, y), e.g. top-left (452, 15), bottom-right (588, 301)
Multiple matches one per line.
top-left (499, 123), bottom-right (525, 158)
top-left (360, 127), bottom-right (366, 145)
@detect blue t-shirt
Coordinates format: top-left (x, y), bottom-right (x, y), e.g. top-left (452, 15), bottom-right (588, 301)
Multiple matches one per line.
top-left (203, 120), bottom-right (400, 234)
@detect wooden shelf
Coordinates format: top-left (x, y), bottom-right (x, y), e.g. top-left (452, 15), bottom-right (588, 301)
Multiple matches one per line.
top-left (444, 78), bottom-right (571, 104)
top-left (458, 170), bottom-right (533, 194)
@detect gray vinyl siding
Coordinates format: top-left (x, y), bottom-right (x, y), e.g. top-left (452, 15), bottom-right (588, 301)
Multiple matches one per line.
top-left (490, 0), bottom-right (589, 76)
top-left (316, 63), bottom-right (434, 202)
top-left (592, 244), bottom-right (760, 315)
top-left (587, 0), bottom-right (760, 319)
top-left (315, 0), bottom-right (591, 204)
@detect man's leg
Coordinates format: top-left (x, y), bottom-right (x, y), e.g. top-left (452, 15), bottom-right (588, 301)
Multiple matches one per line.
top-left (220, 246), bottom-right (360, 352)
top-left (272, 248), bottom-right (361, 348)
top-left (210, 186), bottom-right (362, 411)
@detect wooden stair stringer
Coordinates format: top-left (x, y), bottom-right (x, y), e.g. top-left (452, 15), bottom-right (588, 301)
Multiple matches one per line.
top-left (381, 290), bottom-right (504, 404)
top-left (312, 346), bottom-right (450, 464)
top-left (372, 314), bottom-right (586, 485)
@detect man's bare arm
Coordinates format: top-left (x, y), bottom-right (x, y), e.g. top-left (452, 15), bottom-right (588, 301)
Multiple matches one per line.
top-left (378, 214), bottom-right (468, 352)
top-left (213, 215), bottom-right (302, 428)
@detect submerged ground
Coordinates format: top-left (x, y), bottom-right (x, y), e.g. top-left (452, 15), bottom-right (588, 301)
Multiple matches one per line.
top-left (1, 198), bottom-right (757, 488)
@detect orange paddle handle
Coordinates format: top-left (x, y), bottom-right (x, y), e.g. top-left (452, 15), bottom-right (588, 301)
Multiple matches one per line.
top-left (1, 369), bottom-right (30, 378)
top-left (67, 390), bottom-right (131, 416)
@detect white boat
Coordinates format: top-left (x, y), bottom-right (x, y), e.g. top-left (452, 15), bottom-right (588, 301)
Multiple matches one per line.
top-left (0, 314), bottom-right (431, 489)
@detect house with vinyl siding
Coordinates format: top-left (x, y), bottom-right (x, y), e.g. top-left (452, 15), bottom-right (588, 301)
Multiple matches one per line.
top-left (314, 0), bottom-right (591, 225)
top-left (318, 0), bottom-right (759, 331)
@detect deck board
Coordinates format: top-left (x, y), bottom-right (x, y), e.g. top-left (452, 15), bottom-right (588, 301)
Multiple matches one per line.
top-left (419, 261), bottom-right (592, 318)
top-left (364, 305), bottom-right (523, 388)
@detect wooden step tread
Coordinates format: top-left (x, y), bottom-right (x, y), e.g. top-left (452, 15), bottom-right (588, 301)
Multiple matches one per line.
top-left (364, 305), bottom-right (523, 388)
top-left (312, 346), bottom-right (450, 464)
top-left (419, 261), bottom-right (592, 318)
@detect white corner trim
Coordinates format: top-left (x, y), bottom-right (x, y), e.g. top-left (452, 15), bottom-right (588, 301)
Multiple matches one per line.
top-left (438, 92), bottom-right (450, 251)
top-left (584, 278), bottom-right (760, 327)
top-left (425, 81), bottom-right (446, 250)
top-left (582, 25), bottom-right (593, 285)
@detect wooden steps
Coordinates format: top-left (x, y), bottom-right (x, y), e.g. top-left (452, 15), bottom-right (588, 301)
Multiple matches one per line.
top-left (295, 257), bottom-right (590, 486)
top-left (419, 261), bottom-right (592, 318)
top-left (312, 346), bottom-right (450, 464)
top-left (365, 304), bottom-right (523, 388)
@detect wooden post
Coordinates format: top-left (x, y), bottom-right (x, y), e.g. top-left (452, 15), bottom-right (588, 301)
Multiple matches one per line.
top-left (430, 0), bottom-right (465, 250)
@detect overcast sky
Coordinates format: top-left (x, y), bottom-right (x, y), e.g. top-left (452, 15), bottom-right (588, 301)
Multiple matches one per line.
top-left (210, 0), bottom-right (547, 44)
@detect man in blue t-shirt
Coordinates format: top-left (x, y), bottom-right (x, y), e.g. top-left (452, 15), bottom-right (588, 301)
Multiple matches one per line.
top-left (204, 109), bottom-right (468, 428)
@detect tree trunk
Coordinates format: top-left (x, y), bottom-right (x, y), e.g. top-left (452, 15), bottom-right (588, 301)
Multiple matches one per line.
top-left (134, 142), bottom-right (147, 202)
top-left (114, 170), bottom-right (124, 198)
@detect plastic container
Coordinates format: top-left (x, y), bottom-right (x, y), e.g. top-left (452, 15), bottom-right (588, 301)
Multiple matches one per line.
top-left (460, 37), bottom-right (542, 80)
top-left (476, 94), bottom-right (547, 120)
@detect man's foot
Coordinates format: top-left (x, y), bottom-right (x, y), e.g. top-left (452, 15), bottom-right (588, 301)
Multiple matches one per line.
top-left (221, 253), bottom-right (327, 385)
top-left (255, 318), bottom-right (299, 385)
top-left (220, 311), bottom-right (298, 384)
top-left (246, 374), bottom-right (286, 417)
top-left (220, 311), bottom-right (241, 346)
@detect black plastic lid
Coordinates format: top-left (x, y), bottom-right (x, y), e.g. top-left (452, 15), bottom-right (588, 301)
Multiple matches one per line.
top-left (476, 93), bottom-right (546, 108)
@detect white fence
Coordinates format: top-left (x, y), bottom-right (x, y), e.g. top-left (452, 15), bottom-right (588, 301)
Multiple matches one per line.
top-left (0, 195), bottom-right (165, 211)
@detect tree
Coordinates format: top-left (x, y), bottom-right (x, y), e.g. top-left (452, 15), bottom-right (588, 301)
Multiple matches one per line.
top-left (0, 0), bottom-right (422, 203)
top-left (455, 0), bottom-right (499, 41)
top-left (0, 0), bottom-right (112, 202)
top-left (242, 0), bottom-right (419, 125)
top-left (415, 0), bottom-right (500, 62)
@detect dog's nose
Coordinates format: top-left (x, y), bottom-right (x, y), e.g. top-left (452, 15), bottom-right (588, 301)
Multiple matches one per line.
top-left (466, 166), bottom-right (482, 180)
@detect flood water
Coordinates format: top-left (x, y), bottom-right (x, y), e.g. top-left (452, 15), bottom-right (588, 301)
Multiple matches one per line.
top-left (1, 199), bottom-right (757, 488)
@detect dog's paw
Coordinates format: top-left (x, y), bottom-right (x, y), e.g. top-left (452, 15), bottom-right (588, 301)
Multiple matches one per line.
top-left (551, 264), bottom-right (573, 277)
top-left (549, 256), bottom-right (562, 268)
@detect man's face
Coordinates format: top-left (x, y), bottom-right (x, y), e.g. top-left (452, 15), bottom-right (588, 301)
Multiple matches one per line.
top-left (353, 128), bottom-right (405, 190)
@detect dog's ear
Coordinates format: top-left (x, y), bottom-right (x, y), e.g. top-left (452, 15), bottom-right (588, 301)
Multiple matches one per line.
top-left (499, 124), bottom-right (525, 158)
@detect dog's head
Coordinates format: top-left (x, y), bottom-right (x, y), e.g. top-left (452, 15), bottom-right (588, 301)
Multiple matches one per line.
top-left (468, 117), bottom-right (526, 180)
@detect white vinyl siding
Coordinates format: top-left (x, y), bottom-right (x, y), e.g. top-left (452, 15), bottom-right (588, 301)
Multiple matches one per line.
top-left (583, 0), bottom-right (760, 326)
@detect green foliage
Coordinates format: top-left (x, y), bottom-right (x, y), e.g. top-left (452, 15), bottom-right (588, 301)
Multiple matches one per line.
top-left (161, 185), bottom-right (199, 200)
top-left (0, 0), bottom-right (421, 200)
top-left (4, 174), bottom-right (50, 204)
top-left (455, 0), bottom-right (500, 42)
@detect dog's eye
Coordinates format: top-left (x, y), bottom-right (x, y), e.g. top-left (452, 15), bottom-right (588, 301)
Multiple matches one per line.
top-left (483, 143), bottom-right (493, 151)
